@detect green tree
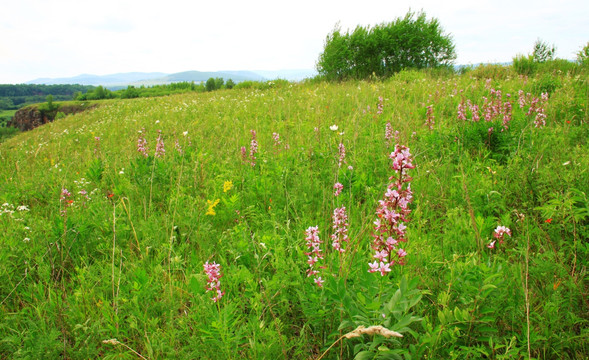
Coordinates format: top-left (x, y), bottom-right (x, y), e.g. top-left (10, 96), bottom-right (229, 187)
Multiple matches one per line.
top-left (205, 77), bottom-right (216, 92)
top-left (225, 79), bottom-right (235, 89)
top-left (214, 77), bottom-right (224, 90)
top-left (317, 11), bottom-right (456, 80)
top-left (577, 41), bottom-right (589, 66)
top-left (532, 39), bottom-right (556, 63)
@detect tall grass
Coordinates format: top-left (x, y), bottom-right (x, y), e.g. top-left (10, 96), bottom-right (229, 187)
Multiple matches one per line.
top-left (0, 69), bottom-right (587, 359)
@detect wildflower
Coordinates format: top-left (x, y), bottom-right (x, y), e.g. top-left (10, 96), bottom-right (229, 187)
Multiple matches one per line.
top-left (545, 218), bottom-right (552, 224)
top-left (94, 136), bottom-right (101, 156)
top-left (370, 144), bottom-right (414, 275)
top-left (206, 199), bottom-right (220, 216)
top-left (331, 206), bottom-right (349, 253)
top-left (272, 132), bottom-right (282, 147)
top-left (249, 130), bottom-right (258, 167)
top-left (385, 122), bottom-right (394, 147)
top-left (23, 237), bottom-right (30, 242)
top-left (338, 142), bottom-right (346, 168)
top-left (425, 105), bottom-right (435, 129)
top-left (175, 138), bottom-right (183, 154)
top-left (137, 129), bottom-right (149, 157)
top-left (183, 131), bottom-right (188, 137)
top-left (16, 205), bottom-right (29, 212)
top-left (333, 182), bottom-right (343, 197)
top-left (304, 226), bottom-right (324, 287)
top-left (377, 96), bottom-right (384, 115)
top-left (155, 130), bottom-right (165, 158)
top-left (457, 101), bottom-right (467, 121)
top-left (489, 225), bottom-right (512, 248)
top-left (329, 124), bottom-right (338, 131)
top-left (203, 261), bottom-right (225, 302)
top-left (223, 181), bottom-right (233, 193)
top-left (60, 188), bottom-right (73, 216)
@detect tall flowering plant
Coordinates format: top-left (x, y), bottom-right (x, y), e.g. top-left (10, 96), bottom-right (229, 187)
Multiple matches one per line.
top-left (304, 226), bottom-right (324, 287)
top-left (369, 145), bottom-right (414, 276)
top-left (203, 261), bottom-right (225, 302)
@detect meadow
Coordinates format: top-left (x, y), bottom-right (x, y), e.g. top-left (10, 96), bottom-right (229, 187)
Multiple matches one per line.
top-left (0, 67), bottom-right (587, 359)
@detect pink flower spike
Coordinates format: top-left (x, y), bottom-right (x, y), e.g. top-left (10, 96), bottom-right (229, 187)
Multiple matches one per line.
top-left (333, 182), bottom-right (343, 197)
top-left (314, 277), bottom-right (325, 287)
top-left (487, 241), bottom-right (496, 249)
top-left (397, 248), bottom-right (407, 258)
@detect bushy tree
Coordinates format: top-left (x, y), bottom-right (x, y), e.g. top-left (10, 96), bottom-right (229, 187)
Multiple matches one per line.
top-left (532, 39), bottom-right (556, 63)
top-left (205, 77), bottom-right (216, 92)
top-left (317, 11), bottom-right (456, 80)
top-left (214, 77), bottom-right (224, 90)
top-left (225, 79), bottom-right (235, 89)
top-left (577, 41), bottom-right (589, 66)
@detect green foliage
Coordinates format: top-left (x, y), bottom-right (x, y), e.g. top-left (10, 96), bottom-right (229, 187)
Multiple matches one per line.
top-left (0, 68), bottom-right (587, 359)
top-left (205, 77), bottom-right (216, 91)
top-left (577, 41), bottom-right (589, 66)
top-left (317, 11), bottom-right (456, 80)
top-left (512, 54), bottom-right (538, 75)
top-left (469, 64), bottom-right (514, 80)
top-left (532, 39), bottom-right (556, 63)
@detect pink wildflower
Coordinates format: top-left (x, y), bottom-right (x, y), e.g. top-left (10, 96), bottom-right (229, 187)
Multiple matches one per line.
top-left (377, 96), bottom-right (384, 115)
top-left (304, 226), bottom-right (324, 287)
top-left (338, 142), bottom-right (346, 168)
top-left (457, 101), bottom-right (467, 121)
top-left (155, 130), bottom-right (165, 158)
top-left (370, 144), bottom-right (414, 275)
top-left (333, 182), bottom-right (343, 197)
top-left (272, 132), bottom-right (281, 147)
top-left (385, 122), bottom-right (394, 147)
top-left (331, 206), bottom-right (349, 253)
top-left (425, 105), bottom-right (435, 129)
top-left (137, 129), bottom-right (149, 157)
top-left (203, 261), bottom-right (225, 302)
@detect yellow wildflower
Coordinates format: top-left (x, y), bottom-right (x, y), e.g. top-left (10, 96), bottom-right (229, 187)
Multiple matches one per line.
top-left (206, 199), bottom-right (220, 216)
top-left (223, 181), bottom-right (233, 193)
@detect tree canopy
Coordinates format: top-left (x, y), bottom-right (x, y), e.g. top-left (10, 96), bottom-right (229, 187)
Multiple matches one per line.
top-left (317, 11), bottom-right (456, 80)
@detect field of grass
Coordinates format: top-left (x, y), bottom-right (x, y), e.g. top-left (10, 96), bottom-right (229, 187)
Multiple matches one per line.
top-left (0, 68), bottom-right (588, 359)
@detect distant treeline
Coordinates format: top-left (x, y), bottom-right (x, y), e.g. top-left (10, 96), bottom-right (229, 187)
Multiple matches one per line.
top-left (0, 84), bottom-right (95, 110)
top-left (75, 77), bottom-right (288, 100)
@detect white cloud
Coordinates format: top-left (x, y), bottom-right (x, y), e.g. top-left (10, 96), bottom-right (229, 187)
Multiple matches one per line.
top-left (0, 0), bottom-right (587, 83)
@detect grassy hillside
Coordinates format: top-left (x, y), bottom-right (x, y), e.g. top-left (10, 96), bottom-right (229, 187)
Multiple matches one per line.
top-left (0, 68), bottom-right (587, 359)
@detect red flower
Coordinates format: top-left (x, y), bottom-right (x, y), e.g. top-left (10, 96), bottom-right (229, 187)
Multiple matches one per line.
top-left (545, 218), bottom-right (552, 223)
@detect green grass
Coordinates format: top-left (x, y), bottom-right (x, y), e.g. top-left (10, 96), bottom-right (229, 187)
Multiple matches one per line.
top-left (0, 69), bottom-right (588, 359)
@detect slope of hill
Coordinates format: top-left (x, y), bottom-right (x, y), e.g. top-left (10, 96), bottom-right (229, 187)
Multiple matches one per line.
top-left (1, 69), bottom-right (587, 359)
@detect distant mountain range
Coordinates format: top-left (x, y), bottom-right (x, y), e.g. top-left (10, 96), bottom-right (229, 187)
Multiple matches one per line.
top-left (25, 69), bottom-right (318, 88)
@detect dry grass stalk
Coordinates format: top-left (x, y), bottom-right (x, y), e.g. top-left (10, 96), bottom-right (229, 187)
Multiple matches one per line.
top-left (344, 325), bottom-right (403, 339)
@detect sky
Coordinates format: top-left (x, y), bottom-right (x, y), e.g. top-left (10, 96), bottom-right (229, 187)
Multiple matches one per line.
top-left (1, 0), bottom-right (587, 84)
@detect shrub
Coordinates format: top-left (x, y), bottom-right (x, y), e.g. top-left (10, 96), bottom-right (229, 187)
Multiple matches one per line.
top-left (317, 11), bottom-right (456, 80)
top-left (576, 41), bottom-right (589, 66)
top-left (512, 54), bottom-right (538, 75)
top-left (532, 39), bottom-right (556, 63)
top-left (469, 64), bottom-right (513, 80)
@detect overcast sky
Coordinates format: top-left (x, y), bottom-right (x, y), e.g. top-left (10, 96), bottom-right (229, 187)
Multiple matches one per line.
top-left (1, 0), bottom-right (587, 83)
